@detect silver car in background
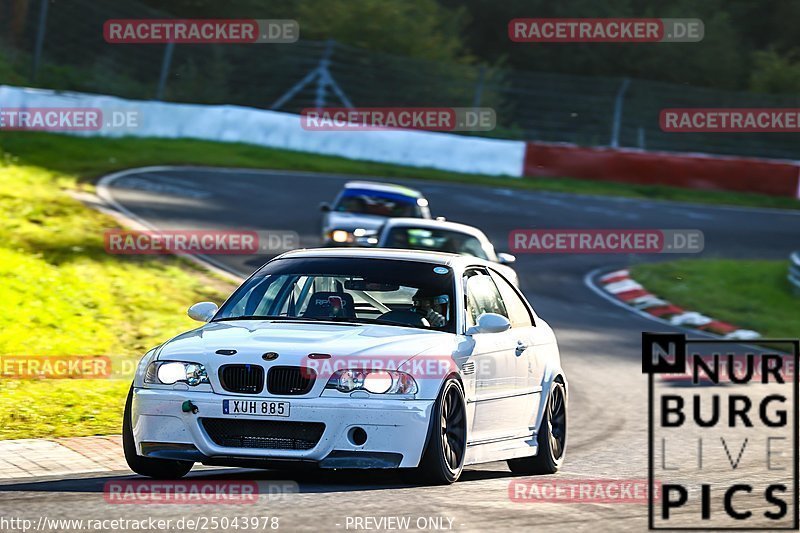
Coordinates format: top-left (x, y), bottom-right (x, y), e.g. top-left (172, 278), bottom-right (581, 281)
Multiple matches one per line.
top-left (320, 181), bottom-right (432, 246)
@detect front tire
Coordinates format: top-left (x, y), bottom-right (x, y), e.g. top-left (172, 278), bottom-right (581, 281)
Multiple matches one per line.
top-left (406, 378), bottom-right (467, 485)
top-left (122, 386), bottom-right (193, 479)
top-left (507, 380), bottom-right (566, 475)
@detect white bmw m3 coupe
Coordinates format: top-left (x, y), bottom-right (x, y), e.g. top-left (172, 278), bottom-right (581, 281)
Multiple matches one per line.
top-left (124, 248), bottom-right (567, 484)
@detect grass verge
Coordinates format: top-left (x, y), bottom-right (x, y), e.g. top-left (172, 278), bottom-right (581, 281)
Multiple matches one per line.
top-left (2, 131), bottom-right (800, 210)
top-left (0, 142), bottom-right (238, 440)
top-left (630, 259), bottom-right (799, 339)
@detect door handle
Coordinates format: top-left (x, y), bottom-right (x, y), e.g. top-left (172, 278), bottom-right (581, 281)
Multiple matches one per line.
top-left (515, 341), bottom-right (529, 356)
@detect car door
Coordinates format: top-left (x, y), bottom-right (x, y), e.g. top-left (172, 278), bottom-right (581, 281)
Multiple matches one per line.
top-left (463, 268), bottom-right (523, 443)
top-left (490, 269), bottom-right (545, 433)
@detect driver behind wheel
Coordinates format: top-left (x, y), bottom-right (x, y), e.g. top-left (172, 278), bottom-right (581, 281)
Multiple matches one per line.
top-left (411, 289), bottom-right (449, 328)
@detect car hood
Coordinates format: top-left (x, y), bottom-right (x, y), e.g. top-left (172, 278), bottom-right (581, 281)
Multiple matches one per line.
top-left (324, 211), bottom-right (387, 232)
top-left (156, 320), bottom-right (450, 367)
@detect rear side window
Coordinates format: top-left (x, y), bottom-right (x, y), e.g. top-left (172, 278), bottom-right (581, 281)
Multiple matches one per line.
top-left (385, 227), bottom-right (490, 260)
top-left (490, 271), bottom-right (533, 328)
top-left (464, 270), bottom-right (507, 326)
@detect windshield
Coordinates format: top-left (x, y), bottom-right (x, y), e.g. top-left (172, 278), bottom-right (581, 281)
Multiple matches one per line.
top-left (334, 188), bottom-right (423, 217)
top-left (385, 227), bottom-right (494, 261)
top-left (215, 257), bottom-right (455, 332)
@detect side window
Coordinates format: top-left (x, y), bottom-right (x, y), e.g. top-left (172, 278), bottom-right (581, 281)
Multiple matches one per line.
top-left (464, 270), bottom-right (507, 326)
top-left (490, 271), bottom-right (533, 328)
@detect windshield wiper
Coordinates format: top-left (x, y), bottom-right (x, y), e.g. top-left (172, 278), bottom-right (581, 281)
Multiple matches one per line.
top-left (215, 315), bottom-right (297, 322)
top-left (285, 316), bottom-right (376, 325)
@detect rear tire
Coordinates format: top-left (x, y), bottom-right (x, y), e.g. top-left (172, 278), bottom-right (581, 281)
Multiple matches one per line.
top-left (405, 378), bottom-right (467, 485)
top-left (507, 380), bottom-right (566, 475)
top-left (122, 386), bottom-right (194, 479)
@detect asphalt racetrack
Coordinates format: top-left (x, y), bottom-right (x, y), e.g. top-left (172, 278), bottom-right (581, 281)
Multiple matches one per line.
top-left (2, 167), bottom-right (799, 532)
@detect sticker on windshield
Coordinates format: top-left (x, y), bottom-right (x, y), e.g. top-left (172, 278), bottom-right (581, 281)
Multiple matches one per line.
top-left (433, 267), bottom-right (449, 274)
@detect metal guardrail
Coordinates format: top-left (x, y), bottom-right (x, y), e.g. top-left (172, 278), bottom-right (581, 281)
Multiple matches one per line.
top-left (789, 252), bottom-right (800, 294)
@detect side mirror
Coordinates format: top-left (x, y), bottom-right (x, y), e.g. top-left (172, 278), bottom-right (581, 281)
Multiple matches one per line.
top-left (188, 301), bottom-right (218, 322)
top-left (466, 312), bottom-right (511, 335)
top-left (497, 252), bottom-right (516, 265)
top-left (319, 202), bottom-right (331, 212)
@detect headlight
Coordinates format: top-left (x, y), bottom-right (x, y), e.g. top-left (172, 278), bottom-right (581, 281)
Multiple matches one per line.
top-left (325, 369), bottom-right (417, 394)
top-left (144, 361), bottom-right (209, 386)
top-left (329, 230), bottom-right (352, 243)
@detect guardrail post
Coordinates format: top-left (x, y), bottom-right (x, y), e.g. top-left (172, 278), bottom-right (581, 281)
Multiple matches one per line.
top-left (30, 0), bottom-right (49, 83)
top-left (472, 66), bottom-right (486, 110)
top-left (314, 39), bottom-right (335, 110)
top-left (789, 252), bottom-right (800, 295)
top-left (610, 78), bottom-right (630, 148)
top-left (156, 42), bottom-right (175, 101)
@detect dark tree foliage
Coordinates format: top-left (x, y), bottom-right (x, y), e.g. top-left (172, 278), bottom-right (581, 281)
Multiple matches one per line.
top-left (137, 0), bottom-right (798, 93)
top-left (8, 0), bottom-right (798, 93)
top-left (440, 0), bottom-right (800, 93)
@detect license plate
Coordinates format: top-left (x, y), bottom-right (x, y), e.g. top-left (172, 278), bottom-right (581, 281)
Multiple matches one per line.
top-left (223, 399), bottom-right (290, 417)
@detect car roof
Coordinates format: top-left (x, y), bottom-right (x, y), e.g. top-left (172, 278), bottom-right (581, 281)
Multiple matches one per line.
top-left (275, 247), bottom-right (467, 266)
top-left (381, 217), bottom-right (488, 239)
top-left (344, 181), bottom-right (424, 198)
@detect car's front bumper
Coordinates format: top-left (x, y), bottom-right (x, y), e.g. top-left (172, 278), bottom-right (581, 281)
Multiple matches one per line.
top-left (131, 388), bottom-right (433, 469)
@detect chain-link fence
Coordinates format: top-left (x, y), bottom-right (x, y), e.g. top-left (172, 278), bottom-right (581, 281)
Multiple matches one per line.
top-left (2, 0), bottom-right (798, 160)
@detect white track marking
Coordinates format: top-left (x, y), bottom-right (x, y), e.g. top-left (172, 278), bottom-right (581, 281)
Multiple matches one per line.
top-left (96, 167), bottom-right (245, 282)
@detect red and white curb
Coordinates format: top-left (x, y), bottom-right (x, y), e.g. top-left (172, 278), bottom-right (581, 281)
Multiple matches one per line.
top-left (596, 269), bottom-right (760, 341)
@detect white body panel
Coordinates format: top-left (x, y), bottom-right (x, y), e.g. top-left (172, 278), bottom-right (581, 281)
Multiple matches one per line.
top-left (130, 249), bottom-right (565, 470)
